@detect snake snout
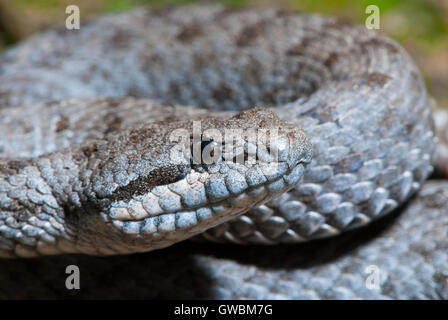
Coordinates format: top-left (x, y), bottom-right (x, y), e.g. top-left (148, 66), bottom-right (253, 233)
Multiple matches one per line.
top-left (286, 128), bottom-right (313, 169)
top-left (260, 125), bottom-right (313, 192)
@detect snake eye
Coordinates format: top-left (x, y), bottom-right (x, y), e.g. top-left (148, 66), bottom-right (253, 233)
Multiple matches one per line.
top-left (201, 140), bottom-right (214, 152)
top-left (191, 138), bottom-right (221, 165)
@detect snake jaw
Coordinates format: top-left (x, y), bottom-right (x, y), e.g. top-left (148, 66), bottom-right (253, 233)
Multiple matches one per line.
top-left (86, 109), bottom-right (313, 254)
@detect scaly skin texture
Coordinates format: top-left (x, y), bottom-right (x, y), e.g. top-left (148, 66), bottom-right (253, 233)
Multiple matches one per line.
top-left (0, 105), bottom-right (311, 257)
top-left (0, 5), bottom-right (441, 298)
top-left (0, 181), bottom-right (446, 299)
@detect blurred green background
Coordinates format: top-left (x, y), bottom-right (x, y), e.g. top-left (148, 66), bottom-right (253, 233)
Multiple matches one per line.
top-left (0, 0), bottom-right (446, 108)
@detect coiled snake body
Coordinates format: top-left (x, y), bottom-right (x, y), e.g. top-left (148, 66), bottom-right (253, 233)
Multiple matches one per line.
top-left (0, 5), bottom-right (445, 299)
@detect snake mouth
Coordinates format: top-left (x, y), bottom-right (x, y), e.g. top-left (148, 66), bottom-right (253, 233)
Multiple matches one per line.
top-left (107, 159), bottom-right (309, 247)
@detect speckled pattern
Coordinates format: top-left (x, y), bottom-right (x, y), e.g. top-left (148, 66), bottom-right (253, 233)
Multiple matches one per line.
top-left (0, 4), bottom-right (441, 298)
top-left (0, 103), bottom-right (311, 257)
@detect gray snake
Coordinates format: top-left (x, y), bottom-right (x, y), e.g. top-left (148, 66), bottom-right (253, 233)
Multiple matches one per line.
top-left (0, 4), bottom-right (445, 299)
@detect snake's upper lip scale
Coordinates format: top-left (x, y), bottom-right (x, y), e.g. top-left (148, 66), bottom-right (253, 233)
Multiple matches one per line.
top-left (108, 157), bottom-right (309, 222)
top-left (107, 110), bottom-right (312, 226)
top-left (107, 160), bottom-right (308, 250)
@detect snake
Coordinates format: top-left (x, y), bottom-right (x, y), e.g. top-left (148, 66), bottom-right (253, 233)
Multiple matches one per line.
top-left (0, 4), bottom-right (445, 299)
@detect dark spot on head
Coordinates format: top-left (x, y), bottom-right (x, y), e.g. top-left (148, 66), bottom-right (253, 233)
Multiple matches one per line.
top-left (110, 164), bottom-right (190, 202)
top-left (364, 72), bottom-right (392, 88)
top-left (56, 115), bottom-right (69, 132)
top-left (176, 23), bottom-right (204, 43)
top-left (174, 171), bottom-right (187, 182)
top-left (236, 21), bottom-right (266, 47)
top-left (212, 84), bottom-right (232, 102)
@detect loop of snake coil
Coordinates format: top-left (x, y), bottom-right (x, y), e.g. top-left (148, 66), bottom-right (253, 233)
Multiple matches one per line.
top-left (0, 5), bottom-right (445, 299)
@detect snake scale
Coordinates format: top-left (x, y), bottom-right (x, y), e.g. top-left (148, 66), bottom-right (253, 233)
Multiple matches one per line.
top-left (0, 4), bottom-right (445, 299)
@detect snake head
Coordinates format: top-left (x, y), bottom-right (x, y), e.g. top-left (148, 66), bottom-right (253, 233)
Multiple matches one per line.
top-left (78, 107), bottom-right (312, 254)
